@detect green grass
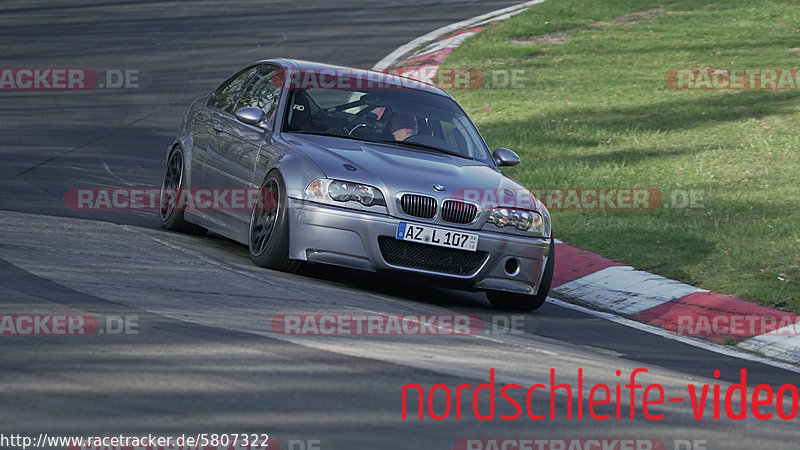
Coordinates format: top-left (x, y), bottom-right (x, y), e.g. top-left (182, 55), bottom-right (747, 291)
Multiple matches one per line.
top-left (444, 0), bottom-right (800, 312)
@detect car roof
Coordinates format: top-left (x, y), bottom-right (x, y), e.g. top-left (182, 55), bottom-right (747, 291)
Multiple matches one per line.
top-left (254, 58), bottom-right (452, 98)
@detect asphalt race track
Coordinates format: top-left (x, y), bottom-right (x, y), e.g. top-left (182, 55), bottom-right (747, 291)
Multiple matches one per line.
top-left (1, 2), bottom-right (798, 449)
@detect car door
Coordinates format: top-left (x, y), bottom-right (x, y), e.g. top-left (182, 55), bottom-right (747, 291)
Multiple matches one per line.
top-left (215, 64), bottom-right (284, 224)
top-left (202, 65), bottom-right (259, 195)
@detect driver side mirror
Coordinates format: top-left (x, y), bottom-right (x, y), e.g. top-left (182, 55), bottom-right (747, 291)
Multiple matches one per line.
top-left (235, 107), bottom-right (266, 127)
top-left (493, 147), bottom-right (520, 167)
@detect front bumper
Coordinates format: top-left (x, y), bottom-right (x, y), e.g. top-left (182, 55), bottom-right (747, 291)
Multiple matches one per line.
top-left (287, 198), bottom-right (551, 295)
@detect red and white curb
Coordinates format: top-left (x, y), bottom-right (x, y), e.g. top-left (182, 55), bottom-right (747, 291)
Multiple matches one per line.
top-left (552, 242), bottom-right (800, 362)
top-left (381, 25), bottom-right (487, 84)
top-left (373, 0), bottom-right (545, 81)
top-left (374, 1), bottom-right (800, 366)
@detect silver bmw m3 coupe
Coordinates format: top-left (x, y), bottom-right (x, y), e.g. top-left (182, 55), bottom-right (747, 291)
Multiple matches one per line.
top-left (160, 59), bottom-right (553, 310)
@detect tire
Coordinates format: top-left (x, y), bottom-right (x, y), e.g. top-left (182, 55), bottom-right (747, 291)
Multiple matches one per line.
top-left (486, 236), bottom-right (555, 311)
top-left (159, 147), bottom-right (207, 235)
top-left (248, 170), bottom-right (300, 272)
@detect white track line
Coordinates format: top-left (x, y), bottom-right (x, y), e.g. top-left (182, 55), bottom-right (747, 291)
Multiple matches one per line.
top-left (737, 322), bottom-right (800, 363)
top-left (548, 297), bottom-right (800, 374)
top-left (553, 265), bottom-right (704, 315)
top-left (372, 0), bottom-right (546, 72)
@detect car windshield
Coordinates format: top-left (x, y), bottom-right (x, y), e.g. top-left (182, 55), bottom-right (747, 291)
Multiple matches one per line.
top-left (282, 81), bottom-right (492, 162)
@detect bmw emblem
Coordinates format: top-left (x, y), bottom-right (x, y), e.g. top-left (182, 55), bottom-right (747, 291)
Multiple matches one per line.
top-left (433, 184), bottom-right (446, 192)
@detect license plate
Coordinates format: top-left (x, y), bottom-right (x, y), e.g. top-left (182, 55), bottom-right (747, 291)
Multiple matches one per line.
top-left (396, 222), bottom-right (479, 252)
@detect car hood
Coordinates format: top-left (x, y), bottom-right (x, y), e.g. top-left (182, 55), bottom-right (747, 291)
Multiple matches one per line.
top-left (283, 133), bottom-right (539, 211)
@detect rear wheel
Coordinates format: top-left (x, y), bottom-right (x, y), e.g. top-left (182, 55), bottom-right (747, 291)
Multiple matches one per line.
top-left (159, 147), bottom-right (206, 235)
top-left (248, 170), bottom-right (300, 273)
top-left (487, 237), bottom-right (555, 311)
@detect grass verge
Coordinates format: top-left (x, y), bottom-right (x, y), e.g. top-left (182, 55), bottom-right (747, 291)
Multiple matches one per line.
top-left (444, 0), bottom-right (800, 312)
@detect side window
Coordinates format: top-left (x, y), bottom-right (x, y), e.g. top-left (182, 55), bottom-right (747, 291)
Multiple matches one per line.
top-left (236, 65), bottom-right (282, 122)
top-left (209, 66), bottom-right (258, 114)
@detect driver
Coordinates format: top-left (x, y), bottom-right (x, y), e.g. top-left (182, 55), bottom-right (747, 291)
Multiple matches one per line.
top-left (390, 113), bottom-right (418, 141)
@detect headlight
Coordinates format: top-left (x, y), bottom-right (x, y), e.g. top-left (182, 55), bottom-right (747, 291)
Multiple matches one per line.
top-left (488, 207), bottom-right (544, 235)
top-left (305, 179), bottom-right (386, 207)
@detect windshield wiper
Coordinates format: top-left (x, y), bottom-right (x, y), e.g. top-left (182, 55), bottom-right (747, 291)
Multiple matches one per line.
top-left (377, 139), bottom-right (472, 160)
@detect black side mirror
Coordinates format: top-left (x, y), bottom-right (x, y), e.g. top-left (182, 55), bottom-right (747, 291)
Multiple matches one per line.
top-left (493, 147), bottom-right (520, 167)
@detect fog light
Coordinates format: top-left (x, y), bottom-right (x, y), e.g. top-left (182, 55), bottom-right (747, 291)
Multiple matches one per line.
top-left (504, 258), bottom-right (520, 276)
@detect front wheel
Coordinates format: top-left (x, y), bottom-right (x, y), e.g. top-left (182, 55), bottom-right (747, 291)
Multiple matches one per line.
top-left (486, 237), bottom-right (555, 311)
top-left (248, 170), bottom-right (300, 273)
